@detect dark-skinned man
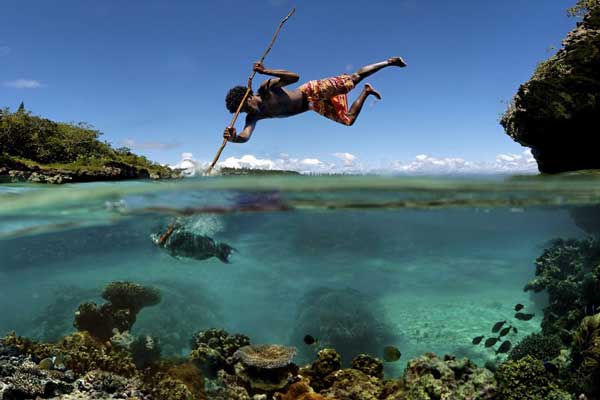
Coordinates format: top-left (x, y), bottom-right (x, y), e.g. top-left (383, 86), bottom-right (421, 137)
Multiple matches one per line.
top-left (223, 57), bottom-right (407, 143)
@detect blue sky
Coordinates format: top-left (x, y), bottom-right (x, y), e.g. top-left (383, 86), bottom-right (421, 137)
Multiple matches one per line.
top-left (0, 0), bottom-right (577, 173)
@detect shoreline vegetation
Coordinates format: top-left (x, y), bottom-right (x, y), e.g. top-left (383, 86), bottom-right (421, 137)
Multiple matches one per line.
top-left (0, 105), bottom-right (179, 184)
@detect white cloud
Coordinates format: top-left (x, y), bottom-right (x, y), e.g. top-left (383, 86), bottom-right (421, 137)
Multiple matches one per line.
top-left (332, 152), bottom-right (356, 166)
top-left (0, 46), bottom-right (10, 57)
top-left (386, 150), bottom-right (537, 174)
top-left (4, 79), bottom-right (42, 89)
top-left (168, 149), bottom-right (538, 176)
top-left (121, 138), bottom-right (180, 150)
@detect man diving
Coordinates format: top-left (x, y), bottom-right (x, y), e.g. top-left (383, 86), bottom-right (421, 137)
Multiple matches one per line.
top-left (223, 57), bottom-right (407, 143)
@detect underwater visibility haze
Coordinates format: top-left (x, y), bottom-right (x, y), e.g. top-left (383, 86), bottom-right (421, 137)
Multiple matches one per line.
top-left (1, 175), bottom-right (600, 398)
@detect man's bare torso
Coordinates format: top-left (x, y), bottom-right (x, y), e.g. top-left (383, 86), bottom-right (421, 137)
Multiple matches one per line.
top-left (247, 86), bottom-right (308, 122)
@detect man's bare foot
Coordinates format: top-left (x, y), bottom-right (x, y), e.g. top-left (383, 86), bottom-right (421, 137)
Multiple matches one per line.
top-left (365, 83), bottom-right (382, 100)
top-left (388, 57), bottom-right (407, 67)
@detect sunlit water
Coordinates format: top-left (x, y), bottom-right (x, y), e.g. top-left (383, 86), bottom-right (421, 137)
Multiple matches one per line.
top-left (1, 175), bottom-right (599, 378)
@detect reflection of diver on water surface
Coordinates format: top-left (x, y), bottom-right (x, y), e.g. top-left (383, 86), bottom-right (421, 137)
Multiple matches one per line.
top-left (151, 221), bottom-right (235, 263)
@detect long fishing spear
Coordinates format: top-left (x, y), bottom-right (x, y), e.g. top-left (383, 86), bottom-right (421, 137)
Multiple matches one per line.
top-left (205, 8), bottom-right (296, 175)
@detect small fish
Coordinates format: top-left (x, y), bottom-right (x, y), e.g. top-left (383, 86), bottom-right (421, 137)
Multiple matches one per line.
top-left (543, 361), bottom-right (559, 375)
top-left (492, 321), bottom-right (506, 333)
top-left (514, 312), bottom-right (535, 321)
top-left (496, 340), bottom-right (512, 354)
top-left (38, 357), bottom-right (54, 370)
top-left (514, 304), bottom-right (524, 312)
top-left (472, 336), bottom-right (484, 345)
top-left (485, 337), bottom-right (500, 347)
top-left (303, 334), bottom-right (318, 346)
top-left (383, 346), bottom-right (402, 362)
top-left (512, 327), bottom-right (518, 334)
top-left (499, 326), bottom-right (511, 337)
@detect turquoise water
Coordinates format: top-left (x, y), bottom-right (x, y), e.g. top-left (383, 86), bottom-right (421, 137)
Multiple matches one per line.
top-left (0, 175), bottom-right (598, 377)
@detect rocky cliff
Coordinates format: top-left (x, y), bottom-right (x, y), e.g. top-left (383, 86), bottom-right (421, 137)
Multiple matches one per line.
top-left (501, 5), bottom-right (600, 173)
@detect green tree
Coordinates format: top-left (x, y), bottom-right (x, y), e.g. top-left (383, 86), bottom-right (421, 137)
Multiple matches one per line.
top-left (17, 102), bottom-right (25, 114)
top-left (567, 0), bottom-right (600, 17)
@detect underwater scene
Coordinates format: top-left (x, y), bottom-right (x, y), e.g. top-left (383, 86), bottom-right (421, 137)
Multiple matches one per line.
top-left (1, 175), bottom-right (600, 399)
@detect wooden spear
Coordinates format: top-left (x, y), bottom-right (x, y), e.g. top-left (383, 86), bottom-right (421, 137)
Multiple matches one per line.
top-left (205, 8), bottom-right (296, 175)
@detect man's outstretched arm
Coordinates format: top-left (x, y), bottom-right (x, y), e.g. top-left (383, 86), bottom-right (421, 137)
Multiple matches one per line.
top-left (223, 115), bottom-right (257, 143)
top-left (254, 62), bottom-right (299, 90)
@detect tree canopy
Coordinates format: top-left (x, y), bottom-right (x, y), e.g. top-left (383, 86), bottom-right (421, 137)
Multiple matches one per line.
top-left (0, 106), bottom-right (170, 175)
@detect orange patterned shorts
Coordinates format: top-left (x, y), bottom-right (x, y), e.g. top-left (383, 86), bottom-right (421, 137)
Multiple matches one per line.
top-left (299, 74), bottom-right (355, 126)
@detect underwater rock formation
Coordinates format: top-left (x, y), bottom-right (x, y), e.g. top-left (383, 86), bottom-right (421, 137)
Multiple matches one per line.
top-left (524, 238), bottom-right (600, 341)
top-left (570, 205), bottom-right (600, 236)
top-left (292, 287), bottom-right (398, 365)
top-left (73, 281), bottom-right (161, 341)
top-left (500, 3), bottom-right (600, 173)
top-left (496, 356), bottom-right (573, 400)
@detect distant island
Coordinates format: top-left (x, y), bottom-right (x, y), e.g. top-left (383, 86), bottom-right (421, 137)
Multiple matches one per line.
top-left (0, 104), bottom-right (179, 183)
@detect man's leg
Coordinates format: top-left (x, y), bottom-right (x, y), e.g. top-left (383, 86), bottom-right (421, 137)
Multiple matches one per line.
top-left (344, 83), bottom-right (381, 126)
top-left (351, 57), bottom-right (407, 84)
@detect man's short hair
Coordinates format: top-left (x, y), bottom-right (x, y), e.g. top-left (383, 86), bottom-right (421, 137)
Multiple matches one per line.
top-left (225, 86), bottom-right (251, 113)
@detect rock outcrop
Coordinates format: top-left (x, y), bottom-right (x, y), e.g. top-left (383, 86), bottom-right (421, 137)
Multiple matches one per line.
top-left (500, 5), bottom-right (600, 173)
top-left (0, 160), bottom-right (179, 184)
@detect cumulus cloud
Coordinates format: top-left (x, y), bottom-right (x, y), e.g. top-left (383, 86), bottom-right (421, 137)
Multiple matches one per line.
top-left (4, 79), bottom-right (42, 89)
top-left (220, 154), bottom-right (335, 174)
top-left (386, 150), bottom-right (537, 174)
top-left (332, 152), bottom-right (356, 166)
top-left (0, 46), bottom-right (10, 57)
top-left (121, 138), bottom-right (180, 150)
top-left (168, 149), bottom-right (538, 176)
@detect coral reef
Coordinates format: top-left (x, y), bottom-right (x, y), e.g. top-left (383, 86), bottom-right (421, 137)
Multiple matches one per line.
top-left (508, 332), bottom-right (563, 361)
top-left (496, 356), bottom-right (573, 400)
top-left (292, 287), bottom-right (398, 365)
top-left (321, 368), bottom-right (383, 400)
top-left (570, 313), bottom-right (600, 398)
top-left (274, 380), bottom-right (326, 400)
top-left (189, 328), bottom-right (250, 378)
top-left (400, 353), bottom-right (496, 400)
top-left (524, 238), bottom-right (600, 341)
top-left (233, 344), bottom-right (298, 393)
top-left (130, 334), bottom-right (161, 369)
top-left (350, 353), bottom-right (384, 379)
top-left (298, 348), bottom-right (342, 392)
top-left (500, 4), bottom-right (600, 173)
top-left (73, 281), bottom-right (161, 341)
top-left (102, 281), bottom-right (161, 314)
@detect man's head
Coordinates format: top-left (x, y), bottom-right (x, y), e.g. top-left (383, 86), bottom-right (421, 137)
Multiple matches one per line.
top-left (225, 86), bottom-right (251, 113)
